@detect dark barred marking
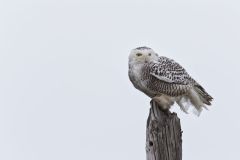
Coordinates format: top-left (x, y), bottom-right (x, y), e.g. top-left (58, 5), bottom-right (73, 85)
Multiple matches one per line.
top-left (135, 46), bottom-right (152, 50)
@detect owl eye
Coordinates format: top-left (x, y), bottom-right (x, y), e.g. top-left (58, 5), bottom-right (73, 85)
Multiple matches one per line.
top-left (148, 53), bottom-right (151, 56)
top-left (136, 53), bottom-right (142, 56)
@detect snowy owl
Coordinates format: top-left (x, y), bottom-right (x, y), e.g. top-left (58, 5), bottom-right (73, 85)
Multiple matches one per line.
top-left (128, 46), bottom-right (213, 115)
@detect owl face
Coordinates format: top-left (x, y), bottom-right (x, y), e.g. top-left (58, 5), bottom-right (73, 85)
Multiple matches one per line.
top-left (129, 47), bottom-right (158, 64)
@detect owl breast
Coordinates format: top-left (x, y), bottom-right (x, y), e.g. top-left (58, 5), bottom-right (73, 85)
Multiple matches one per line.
top-left (129, 63), bottom-right (156, 97)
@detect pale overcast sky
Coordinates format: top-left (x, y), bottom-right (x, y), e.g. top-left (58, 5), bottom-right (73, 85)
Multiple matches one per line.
top-left (0, 0), bottom-right (240, 160)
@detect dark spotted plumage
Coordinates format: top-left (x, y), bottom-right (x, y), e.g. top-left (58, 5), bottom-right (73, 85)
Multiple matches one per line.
top-left (150, 56), bottom-right (194, 85)
top-left (140, 58), bottom-right (193, 97)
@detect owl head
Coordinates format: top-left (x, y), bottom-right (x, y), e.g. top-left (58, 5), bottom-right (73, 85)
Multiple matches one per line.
top-left (129, 46), bottom-right (159, 64)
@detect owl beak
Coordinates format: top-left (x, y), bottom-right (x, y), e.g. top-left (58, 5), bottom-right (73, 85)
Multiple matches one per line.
top-left (144, 58), bottom-right (148, 63)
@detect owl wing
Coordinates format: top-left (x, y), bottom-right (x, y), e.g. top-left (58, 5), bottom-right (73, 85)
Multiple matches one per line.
top-left (150, 56), bottom-right (193, 85)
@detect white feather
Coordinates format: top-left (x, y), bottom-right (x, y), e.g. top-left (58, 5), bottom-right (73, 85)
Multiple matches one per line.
top-left (187, 88), bottom-right (205, 116)
top-left (176, 96), bottom-right (191, 114)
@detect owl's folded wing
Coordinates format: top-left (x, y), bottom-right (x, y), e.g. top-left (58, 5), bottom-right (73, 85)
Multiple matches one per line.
top-left (150, 57), bottom-right (193, 85)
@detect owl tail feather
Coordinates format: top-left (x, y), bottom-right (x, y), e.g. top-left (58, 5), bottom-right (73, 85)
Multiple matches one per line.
top-left (194, 85), bottom-right (213, 106)
top-left (186, 86), bottom-right (213, 116)
top-left (176, 86), bottom-right (213, 116)
top-left (176, 96), bottom-right (191, 114)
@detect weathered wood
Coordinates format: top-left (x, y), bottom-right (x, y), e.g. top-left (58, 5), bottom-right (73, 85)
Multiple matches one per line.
top-left (146, 101), bottom-right (182, 160)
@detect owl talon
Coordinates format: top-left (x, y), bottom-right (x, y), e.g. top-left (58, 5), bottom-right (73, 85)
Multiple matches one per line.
top-left (151, 96), bottom-right (171, 111)
top-left (151, 98), bottom-right (171, 115)
top-left (153, 96), bottom-right (173, 108)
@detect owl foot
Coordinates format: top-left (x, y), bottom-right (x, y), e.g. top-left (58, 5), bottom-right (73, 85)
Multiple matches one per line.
top-left (150, 99), bottom-right (171, 115)
top-left (151, 95), bottom-right (174, 112)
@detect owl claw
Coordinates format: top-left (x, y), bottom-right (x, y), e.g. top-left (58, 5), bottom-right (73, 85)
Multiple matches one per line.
top-left (151, 96), bottom-right (172, 112)
top-left (151, 99), bottom-right (171, 116)
top-left (152, 96), bottom-right (173, 109)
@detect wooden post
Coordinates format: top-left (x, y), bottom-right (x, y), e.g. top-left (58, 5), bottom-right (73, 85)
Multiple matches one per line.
top-left (146, 101), bottom-right (182, 160)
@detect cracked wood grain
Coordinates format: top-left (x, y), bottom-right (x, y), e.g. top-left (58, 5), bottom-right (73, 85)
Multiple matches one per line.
top-left (146, 101), bottom-right (182, 160)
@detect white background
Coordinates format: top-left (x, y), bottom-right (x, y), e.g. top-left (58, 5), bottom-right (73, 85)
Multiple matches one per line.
top-left (0, 0), bottom-right (240, 160)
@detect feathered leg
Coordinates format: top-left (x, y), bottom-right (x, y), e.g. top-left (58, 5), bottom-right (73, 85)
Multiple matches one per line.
top-left (152, 95), bottom-right (174, 111)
